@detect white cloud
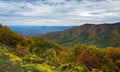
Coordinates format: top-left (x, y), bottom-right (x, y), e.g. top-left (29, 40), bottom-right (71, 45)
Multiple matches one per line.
top-left (40, 19), bottom-right (60, 22)
top-left (0, 0), bottom-right (120, 26)
top-left (16, 4), bottom-right (53, 16)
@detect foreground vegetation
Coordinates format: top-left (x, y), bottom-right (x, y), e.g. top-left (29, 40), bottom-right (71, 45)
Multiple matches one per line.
top-left (0, 24), bottom-right (120, 72)
top-left (0, 43), bottom-right (120, 72)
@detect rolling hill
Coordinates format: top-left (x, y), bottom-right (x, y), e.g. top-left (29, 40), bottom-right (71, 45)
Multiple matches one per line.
top-left (41, 22), bottom-right (120, 47)
top-left (0, 24), bottom-right (28, 47)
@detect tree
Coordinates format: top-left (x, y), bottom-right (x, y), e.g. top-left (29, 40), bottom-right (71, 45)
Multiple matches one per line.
top-left (76, 51), bottom-right (100, 69)
top-left (59, 51), bottom-right (69, 64)
top-left (43, 49), bottom-right (59, 66)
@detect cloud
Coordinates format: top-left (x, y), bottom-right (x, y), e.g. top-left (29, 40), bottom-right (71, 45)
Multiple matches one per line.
top-left (15, 4), bottom-right (53, 17)
top-left (40, 19), bottom-right (60, 22)
top-left (0, 0), bottom-right (120, 26)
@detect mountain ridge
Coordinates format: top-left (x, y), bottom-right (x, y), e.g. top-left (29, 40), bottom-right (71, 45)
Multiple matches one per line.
top-left (41, 22), bottom-right (120, 47)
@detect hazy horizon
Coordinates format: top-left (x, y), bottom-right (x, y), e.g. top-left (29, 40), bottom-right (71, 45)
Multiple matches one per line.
top-left (4, 21), bottom-right (120, 26)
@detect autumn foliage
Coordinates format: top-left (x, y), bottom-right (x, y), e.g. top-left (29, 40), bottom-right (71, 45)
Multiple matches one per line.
top-left (76, 51), bottom-right (100, 69)
top-left (0, 24), bottom-right (120, 72)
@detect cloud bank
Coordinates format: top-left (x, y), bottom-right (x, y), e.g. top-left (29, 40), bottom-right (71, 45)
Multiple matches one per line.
top-left (0, 0), bottom-right (120, 26)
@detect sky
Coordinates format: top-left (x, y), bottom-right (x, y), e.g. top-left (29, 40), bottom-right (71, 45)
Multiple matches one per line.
top-left (0, 0), bottom-right (120, 26)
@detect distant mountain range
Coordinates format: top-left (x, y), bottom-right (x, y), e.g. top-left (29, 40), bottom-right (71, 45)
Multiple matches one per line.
top-left (41, 22), bottom-right (120, 47)
top-left (8, 26), bottom-right (73, 36)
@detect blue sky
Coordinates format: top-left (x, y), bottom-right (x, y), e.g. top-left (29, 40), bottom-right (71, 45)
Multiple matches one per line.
top-left (0, 0), bottom-right (120, 26)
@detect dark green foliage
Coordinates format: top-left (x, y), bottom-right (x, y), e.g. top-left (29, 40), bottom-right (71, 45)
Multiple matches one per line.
top-left (55, 64), bottom-right (89, 72)
top-left (30, 40), bottom-right (63, 54)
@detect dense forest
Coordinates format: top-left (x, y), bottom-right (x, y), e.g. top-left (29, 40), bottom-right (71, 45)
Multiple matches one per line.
top-left (42, 22), bottom-right (120, 48)
top-left (0, 24), bottom-right (120, 72)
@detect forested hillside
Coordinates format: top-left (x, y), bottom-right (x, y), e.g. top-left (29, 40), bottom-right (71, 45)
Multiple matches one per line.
top-left (41, 22), bottom-right (120, 47)
top-left (0, 24), bottom-right (120, 72)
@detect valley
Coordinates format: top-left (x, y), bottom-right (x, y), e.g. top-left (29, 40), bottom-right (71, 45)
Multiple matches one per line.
top-left (0, 23), bottom-right (120, 72)
top-left (9, 26), bottom-right (73, 36)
